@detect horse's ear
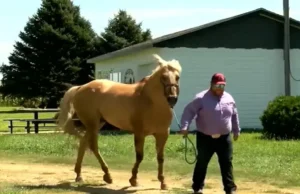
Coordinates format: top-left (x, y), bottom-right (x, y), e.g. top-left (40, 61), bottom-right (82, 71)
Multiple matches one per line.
top-left (153, 54), bottom-right (165, 67)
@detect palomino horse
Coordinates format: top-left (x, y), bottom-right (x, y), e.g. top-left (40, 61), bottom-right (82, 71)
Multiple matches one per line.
top-left (57, 54), bottom-right (182, 190)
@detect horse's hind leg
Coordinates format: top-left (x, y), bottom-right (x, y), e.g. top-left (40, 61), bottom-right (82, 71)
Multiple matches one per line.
top-left (129, 134), bottom-right (145, 187)
top-left (154, 132), bottom-right (169, 190)
top-left (89, 123), bottom-right (113, 184)
top-left (74, 133), bottom-right (88, 182)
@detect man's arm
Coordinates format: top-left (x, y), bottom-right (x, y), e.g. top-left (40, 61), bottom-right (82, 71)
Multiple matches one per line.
top-left (180, 96), bottom-right (202, 130)
top-left (232, 102), bottom-right (241, 135)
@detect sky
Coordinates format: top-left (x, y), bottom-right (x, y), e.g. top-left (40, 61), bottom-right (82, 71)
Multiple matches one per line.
top-left (0, 0), bottom-right (300, 66)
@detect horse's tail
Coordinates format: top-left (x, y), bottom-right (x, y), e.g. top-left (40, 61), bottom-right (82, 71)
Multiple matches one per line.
top-left (56, 85), bottom-right (82, 138)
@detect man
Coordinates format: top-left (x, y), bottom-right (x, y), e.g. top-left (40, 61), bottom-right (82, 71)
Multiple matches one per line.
top-left (180, 73), bottom-right (240, 194)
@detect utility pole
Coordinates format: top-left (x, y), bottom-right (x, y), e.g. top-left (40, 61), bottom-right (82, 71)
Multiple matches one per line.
top-left (283, 0), bottom-right (291, 95)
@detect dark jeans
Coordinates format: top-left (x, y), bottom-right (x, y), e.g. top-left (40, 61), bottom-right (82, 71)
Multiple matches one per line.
top-left (192, 131), bottom-right (237, 193)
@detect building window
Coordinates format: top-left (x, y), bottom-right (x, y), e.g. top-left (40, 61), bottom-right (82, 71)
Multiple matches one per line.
top-left (109, 72), bottom-right (122, 82)
top-left (97, 70), bottom-right (122, 83)
top-left (97, 70), bottom-right (110, 79)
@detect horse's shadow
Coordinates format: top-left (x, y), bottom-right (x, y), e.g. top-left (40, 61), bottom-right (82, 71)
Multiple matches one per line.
top-left (13, 182), bottom-right (159, 194)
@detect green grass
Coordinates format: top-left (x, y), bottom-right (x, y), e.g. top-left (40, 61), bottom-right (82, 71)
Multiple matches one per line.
top-left (0, 106), bottom-right (57, 133)
top-left (0, 132), bottom-right (299, 189)
top-left (0, 106), bottom-right (300, 193)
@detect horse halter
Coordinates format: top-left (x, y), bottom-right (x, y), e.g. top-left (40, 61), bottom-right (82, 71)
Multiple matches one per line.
top-left (160, 78), bottom-right (180, 108)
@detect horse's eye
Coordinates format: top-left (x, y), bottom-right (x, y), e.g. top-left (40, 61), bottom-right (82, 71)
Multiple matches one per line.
top-left (176, 76), bottom-right (180, 81)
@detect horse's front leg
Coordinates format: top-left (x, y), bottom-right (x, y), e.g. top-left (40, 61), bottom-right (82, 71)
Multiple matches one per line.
top-left (129, 134), bottom-right (145, 187)
top-left (154, 132), bottom-right (169, 190)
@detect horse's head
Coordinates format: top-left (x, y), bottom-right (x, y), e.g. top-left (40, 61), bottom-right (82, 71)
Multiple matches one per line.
top-left (151, 54), bottom-right (182, 108)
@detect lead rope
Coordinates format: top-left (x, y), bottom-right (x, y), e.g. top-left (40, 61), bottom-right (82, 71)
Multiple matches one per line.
top-left (171, 109), bottom-right (197, 165)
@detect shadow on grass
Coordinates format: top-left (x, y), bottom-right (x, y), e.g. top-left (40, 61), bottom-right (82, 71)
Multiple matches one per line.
top-left (14, 182), bottom-right (161, 194)
top-left (253, 132), bottom-right (300, 141)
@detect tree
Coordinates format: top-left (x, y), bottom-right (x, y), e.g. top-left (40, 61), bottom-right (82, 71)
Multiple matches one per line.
top-left (101, 10), bottom-right (152, 52)
top-left (0, 0), bottom-right (105, 107)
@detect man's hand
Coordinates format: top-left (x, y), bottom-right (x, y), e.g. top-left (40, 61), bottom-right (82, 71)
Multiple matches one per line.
top-left (233, 133), bottom-right (240, 141)
top-left (180, 129), bottom-right (189, 137)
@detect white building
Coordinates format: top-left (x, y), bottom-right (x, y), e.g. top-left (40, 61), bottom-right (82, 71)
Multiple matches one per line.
top-left (87, 8), bottom-right (300, 131)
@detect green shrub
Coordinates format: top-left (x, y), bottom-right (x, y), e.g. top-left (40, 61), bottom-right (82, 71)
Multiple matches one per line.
top-left (260, 95), bottom-right (300, 140)
top-left (0, 94), bottom-right (43, 108)
top-left (0, 95), bottom-right (22, 106)
top-left (19, 98), bottom-right (43, 108)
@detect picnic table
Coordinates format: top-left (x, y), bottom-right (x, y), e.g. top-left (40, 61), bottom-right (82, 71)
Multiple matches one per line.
top-left (0, 108), bottom-right (59, 134)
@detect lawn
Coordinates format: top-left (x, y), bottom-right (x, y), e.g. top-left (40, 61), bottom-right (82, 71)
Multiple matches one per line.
top-left (0, 106), bottom-right (300, 193)
top-left (0, 132), bottom-right (299, 189)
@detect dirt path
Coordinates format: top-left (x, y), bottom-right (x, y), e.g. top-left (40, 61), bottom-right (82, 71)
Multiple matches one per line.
top-left (0, 161), bottom-right (299, 194)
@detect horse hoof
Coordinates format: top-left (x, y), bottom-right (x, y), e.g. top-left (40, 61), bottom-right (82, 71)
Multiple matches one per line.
top-left (75, 177), bottom-right (83, 182)
top-left (129, 178), bottom-right (139, 187)
top-left (103, 174), bottom-right (113, 184)
top-left (161, 183), bottom-right (168, 190)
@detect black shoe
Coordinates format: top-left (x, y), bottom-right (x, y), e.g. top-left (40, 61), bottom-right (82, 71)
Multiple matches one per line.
top-left (226, 191), bottom-right (236, 194)
top-left (193, 189), bottom-right (203, 194)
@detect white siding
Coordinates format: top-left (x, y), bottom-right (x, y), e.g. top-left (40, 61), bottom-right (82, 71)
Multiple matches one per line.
top-left (137, 63), bottom-right (156, 80)
top-left (159, 48), bottom-right (285, 130)
top-left (93, 47), bottom-right (299, 131)
top-left (95, 48), bottom-right (161, 83)
top-left (290, 49), bottom-right (300, 95)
